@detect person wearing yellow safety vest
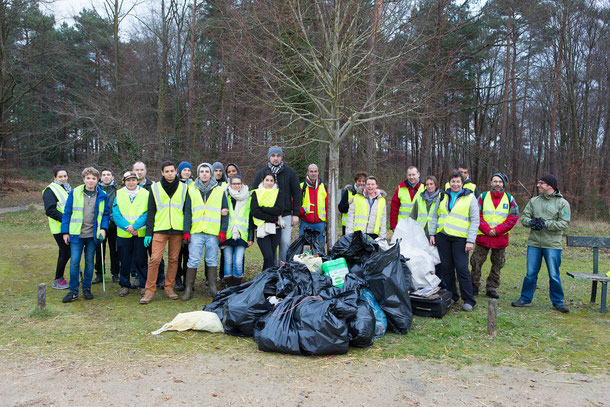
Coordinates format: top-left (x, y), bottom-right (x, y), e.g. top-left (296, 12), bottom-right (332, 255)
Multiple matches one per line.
top-left (408, 175), bottom-right (442, 238)
top-left (346, 176), bottom-right (387, 240)
top-left (338, 171), bottom-right (367, 235)
top-left (444, 163), bottom-right (480, 198)
top-left (182, 163), bottom-right (229, 300)
top-left (174, 161), bottom-right (193, 292)
top-left (60, 167), bottom-right (110, 303)
top-left (299, 164), bottom-right (328, 249)
top-left (43, 166), bottom-right (71, 290)
top-left (251, 171), bottom-right (283, 271)
top-left (390, 166), bottom-right (424, 231)
top-left (113, 171), bottom-right (149, 298)
top-left (429, 169), bottom-right (480, 312)
top-left (222, 173), bottom-right (254, 287)
top-left (140, 161), bottom-right (187, 304)
top-left (470, 173), bottom-right (519, 299)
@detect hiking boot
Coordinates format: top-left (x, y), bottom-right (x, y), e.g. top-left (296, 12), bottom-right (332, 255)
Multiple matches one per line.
top-left (119, 287), bottom-right (129, 297)
top-left (206, 265), bottom-right (218, 297)
top-left (552, 304), bottom-right (569, 313)
top-left (182, 267), bottom-right (198, 301)
top-left (62, 292), bottom-right (78, 303)
top-left (92, 275), bottom-right (103, 284)
top-left (486, 290), bottom-right (500, 299)
top-left (140, 292), bottom-right (153, 304)
top-left (222, 276), bottom-right (234, 287)
top-left (462, 303), bottom-right (474, 312)
top-left (511, 300), bottom-right (532, 307)
top-left (112, 275), bottom-right (120, 283)
top-left (83, 289), bottom-right (94, 300)
top-left (52, 278), bottom-right (69, 290)
top-left (165, 288), bottom-right (179, 300)
top-left (130, 280), bottom-right (139, 289)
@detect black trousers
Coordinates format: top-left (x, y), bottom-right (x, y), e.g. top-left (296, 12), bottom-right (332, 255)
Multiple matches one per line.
top-left (176, 244), bottom-right (189, 283)
top-left (95, 223), bottom-right (119, 276)
top-left (52, 233), bottom-right (71, 280)
top-left (117, 236), bottom-right (148, 288)
top-left (257, 233), bottom-right (280, 272)
top-left (435, 233), bottom-right (476, 306)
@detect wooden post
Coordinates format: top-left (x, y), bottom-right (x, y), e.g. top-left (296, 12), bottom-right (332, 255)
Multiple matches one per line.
top-left (487, 298), bottom-right (497, 337)
top-left (37, 283), bottom-right (46, 311)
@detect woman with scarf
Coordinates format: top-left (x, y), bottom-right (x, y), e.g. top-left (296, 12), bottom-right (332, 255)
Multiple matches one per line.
top-left (182, 163), bottom-right (229, 300)
top-left (43, 166), bottom-right (72, 289)
top-left (409, 175), bottom-right (443, 238)
top-left (222, 174), bottom-right (254, 286)
top-left (175, 161), bottom-right (193, 291)
top-left (251, 170), bottom-right (283, 271)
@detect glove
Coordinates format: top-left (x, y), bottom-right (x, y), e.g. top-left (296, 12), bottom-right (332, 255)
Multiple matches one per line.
top-left (530, 218), bottom-right (545, 230)
top-left (219, 232), bottom-right (226, 244)
top-left (183, 233), bottom-right (190, 245)
top-left (144, 236), bottom-right (152, 247)
top-left (538, 219), bottom-right (546, 229)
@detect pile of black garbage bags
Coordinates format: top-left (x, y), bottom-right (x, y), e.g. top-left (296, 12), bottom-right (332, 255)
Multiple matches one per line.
top-left (204, 231), bottom-right (413, 356)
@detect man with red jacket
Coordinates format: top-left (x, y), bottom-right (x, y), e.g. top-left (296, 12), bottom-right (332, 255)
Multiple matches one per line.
top-left (470, 173), bottom-right (519, 299)
top-left (299, 164), bottom-right (328, 249)
top-left (390, 166), bottom-right (424, 230)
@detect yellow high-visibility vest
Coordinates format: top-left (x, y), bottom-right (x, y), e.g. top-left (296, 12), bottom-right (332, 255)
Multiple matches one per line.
top-left (436, 193), bottom-right (474, 238)
top-left (189, 184), bottom-right (224, 235)
top-left (477, 192), bottom-right (511, 235)
top-left (300, 182), bottom-right (327, 222)
top-left (252, 188), bottom-right (279, 227)
top-left (353, 194), bottom-right (385, 235)
top-left (227, 196), bottom-right (251, 241)
top-left (43, 182), bottom-right (68, 234)
top-left (151, 181), bottom-right (187, 232)
top-left (115, 187), bottom-right (149, 238)
top-left (341, 189), bottom-right (355, 227)
top-left (397, 183), bottom-right (424, 221)
top-left (415, 194), bottom-right (435, 232)
top-left (68, 185), bottom-right (105, 239)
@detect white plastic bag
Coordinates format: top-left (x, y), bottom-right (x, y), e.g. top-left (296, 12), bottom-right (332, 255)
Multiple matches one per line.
top-left (391, 218), bottom-right (441, 290)
top-left (151, 311), bottom-right (224, 335)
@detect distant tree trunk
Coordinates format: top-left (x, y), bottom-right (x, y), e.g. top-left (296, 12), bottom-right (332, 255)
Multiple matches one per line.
top-left (365, 0), bottom-right (382, 175)
top-left (549, 9), bottom-right (567, 175)
top-left (187, 0), bottom-right (197, 151)
top-left (157, 0), bottom-right (169, 159)
top-left (510, 22), bottom-right (520, 182)
top-left (499, 13), bottom-right (511, 171)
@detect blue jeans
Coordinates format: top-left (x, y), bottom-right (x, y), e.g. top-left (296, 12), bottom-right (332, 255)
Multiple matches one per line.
top-left (519, 246), bottom-right (565, 306)
top-left (187, 233), bottom-right (219, 268)
top-left (69, 236), bottom-right (97, 294)
top-left (223, 245), bottom-right (246, 278)
top-left (299, 220), bottom-right (326, 250)
top-left (278, 215), bottom-right (293, 264)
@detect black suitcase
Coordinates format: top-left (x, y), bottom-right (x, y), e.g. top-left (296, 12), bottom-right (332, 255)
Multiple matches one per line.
top-left (410, 289), bottom-right (453, 318)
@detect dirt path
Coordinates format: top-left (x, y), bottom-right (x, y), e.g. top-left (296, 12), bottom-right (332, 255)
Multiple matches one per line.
top-left (4, 354), bottom-right (608, 406)
top-left (0, 204), bottom-right (42, 214)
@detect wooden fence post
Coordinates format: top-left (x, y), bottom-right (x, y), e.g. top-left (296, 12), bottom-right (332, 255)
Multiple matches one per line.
top-left (487, 298), bottom-right (497, 337)
top-left (37, 283), bottom-right (46, 311)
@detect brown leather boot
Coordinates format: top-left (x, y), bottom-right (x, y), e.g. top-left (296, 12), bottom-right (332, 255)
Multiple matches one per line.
top-left (139, 292), bottom-right (154, 304)
top-left (206, 265), bottom-right (218, 297)
top-left (181, 267), bottom-right (198, 301)
top-left (165, 288), bottom-right (178, 300)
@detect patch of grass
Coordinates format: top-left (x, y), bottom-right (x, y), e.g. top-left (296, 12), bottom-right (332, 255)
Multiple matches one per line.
top-left (0, 208), bottom-right (609, 374)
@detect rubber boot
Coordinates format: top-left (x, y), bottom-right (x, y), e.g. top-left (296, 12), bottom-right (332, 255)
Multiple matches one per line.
top-left (206, 265), bottom-right (218, 297)
top-left (181, 267), bottom-right (198, 301)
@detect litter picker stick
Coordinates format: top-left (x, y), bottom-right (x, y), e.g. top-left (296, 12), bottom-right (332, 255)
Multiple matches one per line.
top-left (101, 239), bottom-right (106, 292)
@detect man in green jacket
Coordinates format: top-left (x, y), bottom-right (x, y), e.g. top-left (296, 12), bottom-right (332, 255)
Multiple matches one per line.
top-left (512, 174), bottom-right (571, 313)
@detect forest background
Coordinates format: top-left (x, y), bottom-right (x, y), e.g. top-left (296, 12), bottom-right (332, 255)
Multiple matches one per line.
top-left (0, 0), bottom-right (608, 227)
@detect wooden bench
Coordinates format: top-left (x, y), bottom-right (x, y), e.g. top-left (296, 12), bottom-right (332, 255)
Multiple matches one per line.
top-left (565, 235), bottom-right (610, 314)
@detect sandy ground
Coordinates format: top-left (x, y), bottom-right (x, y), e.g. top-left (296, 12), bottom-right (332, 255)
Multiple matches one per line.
top-left (3, 354), bottom-right (608, 407)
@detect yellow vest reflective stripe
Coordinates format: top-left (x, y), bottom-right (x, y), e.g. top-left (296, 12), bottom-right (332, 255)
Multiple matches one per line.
top-left (43, 183), bottom-right (68, 234)
top-left (253, 188), bottom-right (279, 227)
top-left (68, 185), bottom-right (105, 238)
top-left (445, 182), bottom-right (477, 193)
top-left (189, 184), bottom-right (224, 235)
top-left (341, 189), bottom-right (355, 227)
top-left (227, 196), bottom-right (251, 241)
top-left (415, 195), bottom-right (433, 230)
top-left (477, 192), bottom-right (510, 236)
top-left (151, 181), bottom-right (186, 232)
top-left (397, 184), bottom-right (424, 221)
top-left (300, 182), bottom-right (327, 222)
top-left (437, 194), bottom-right (473, 238)
top-left (353, 194), bottom-right (385, 235)
top-left (116, 187), bottom-right (149, 238)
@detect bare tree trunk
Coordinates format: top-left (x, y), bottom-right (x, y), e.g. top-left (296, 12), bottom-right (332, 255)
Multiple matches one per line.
top-left (549, 9), bottom-right (566, 175)
top-left (327, 140), bottom-right (340, 248)
top-left (156, 0), bottom-right (169, 159)
top-left (499, 12), bottom-right (511, 171)
top-left (365, 0), bottom-right (382, 175)
top-left (510, 23), bottom-right (520, 182)
top-left (187, 0), bottom-right (197, 151)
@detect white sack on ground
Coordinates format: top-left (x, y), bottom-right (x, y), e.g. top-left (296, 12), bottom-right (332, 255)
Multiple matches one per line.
top-left (391, 218), bottom-right (441, 291)
top-left (151, 311), bottom-right (224, 335)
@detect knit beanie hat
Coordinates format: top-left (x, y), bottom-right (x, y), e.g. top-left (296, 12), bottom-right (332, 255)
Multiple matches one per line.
top-left (491, 172), bottom-right (508, 188)
top-left (268, 146), bottom-right (283, 159)
top-left (212, 161), bottom-right (224, 173)
top-left (539, 174), bottom-right (558, 190)
top-left (197, 162), bottom-right (213, 175)
top-left (177, 161), bottom-right (192, 175)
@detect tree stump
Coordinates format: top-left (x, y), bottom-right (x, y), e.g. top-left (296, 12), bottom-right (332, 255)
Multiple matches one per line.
top-left (487, 298), bottom-right (497, 337)
top-left (37, 283), bottom-right (46, 311)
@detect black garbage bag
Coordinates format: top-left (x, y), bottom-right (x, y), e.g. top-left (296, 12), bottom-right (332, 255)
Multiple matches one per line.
top-left (361, 243), bottom-right (413, 334)
top-left (285, 228), bottom-right (326, 261)
top-left (329, 232), bottom-right (379, 269)
top-left (341, 273), bottom-right (368, 295)
top-left (347, 299), bottom-right (376, 348)
top-left (204, 280), bottom-right (254, 321)
top-left (215, 268), bottom-right (279, 337)
top-left (254, 296), bottom-right (304, 355)
top-left (275, 262), bottom-right (333, 297)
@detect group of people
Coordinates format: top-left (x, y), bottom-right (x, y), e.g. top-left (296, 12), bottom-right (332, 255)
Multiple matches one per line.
top-left (43, 149), bottom-right (571, 313)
